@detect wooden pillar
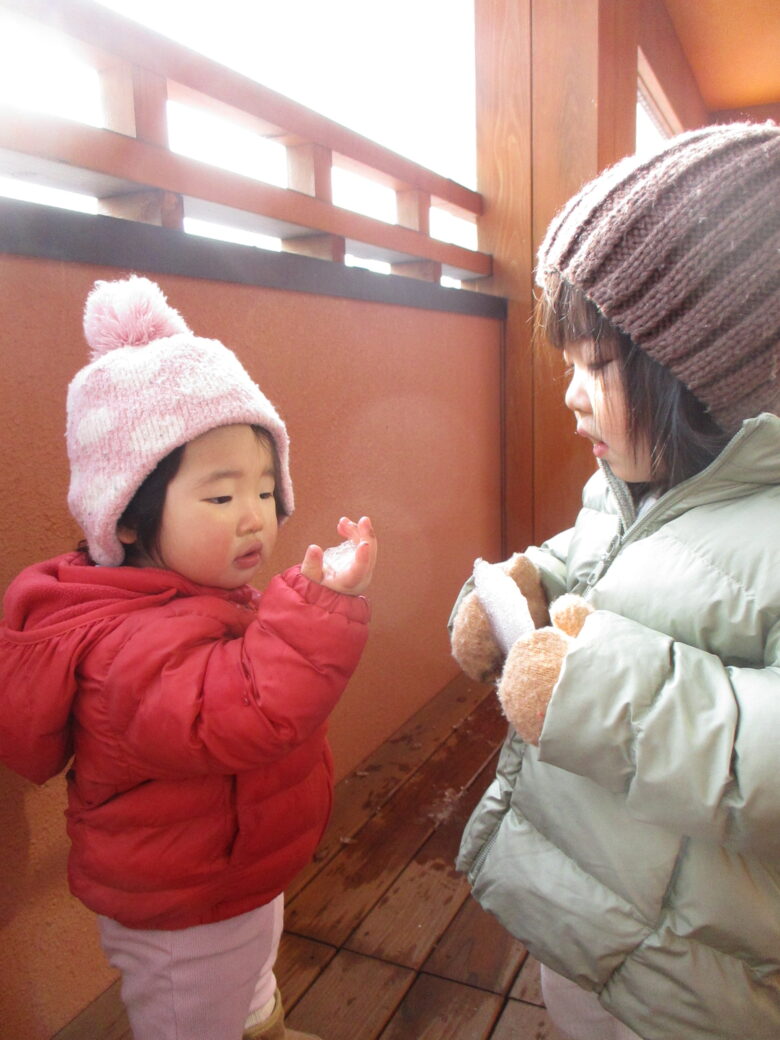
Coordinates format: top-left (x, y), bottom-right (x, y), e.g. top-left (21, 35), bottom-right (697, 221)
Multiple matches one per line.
top-left (99, 189), bottom-right (184, 229)
top-left (392, 191), bottom-right (441, 281)
top-left (396, 189), bottom-right (431, 235)
top-left (473, 0), bottom-right (534, 554)
top-left (283, 233), bottom-right (346, 263)
top-left (389, 259), bottom-right (443, 281)
top-left (474, 0), bottom-right (638, 552)
top-left (97, 61), bottom-right (184, 229)
top-left (283, 142), bottom-right (345, 261)
top-left (287, 142), bottom-right (333, 202)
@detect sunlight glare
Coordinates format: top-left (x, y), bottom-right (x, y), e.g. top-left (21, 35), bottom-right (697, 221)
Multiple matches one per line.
top-left (0, 13), bottom-right (103, 126)
top-left (0, 176), bottom-right (98, 214)
top-left (167, 102), bottom-right (287, 186)
top-left (184, 218), bottom-right (282, 251)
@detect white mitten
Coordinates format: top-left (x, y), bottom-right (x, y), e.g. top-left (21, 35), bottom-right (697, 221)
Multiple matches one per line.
top-left (450, 553), bottom-right (550, 684)
top-left (472, 558), bottom-right (535, 653)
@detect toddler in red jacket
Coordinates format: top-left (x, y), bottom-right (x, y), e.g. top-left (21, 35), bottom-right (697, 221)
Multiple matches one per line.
top-left (0, 276), bottom-right (377, 1040)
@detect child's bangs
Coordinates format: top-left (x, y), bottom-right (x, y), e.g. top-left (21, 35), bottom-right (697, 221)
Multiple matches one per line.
top-left (538, 273), bottom-right (613, 351)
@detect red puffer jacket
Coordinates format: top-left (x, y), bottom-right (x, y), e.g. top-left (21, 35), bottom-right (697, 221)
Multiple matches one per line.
top-left (0, 552), bottom-right (370, 929)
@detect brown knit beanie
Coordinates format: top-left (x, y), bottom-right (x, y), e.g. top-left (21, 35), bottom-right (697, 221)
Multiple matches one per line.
top-left (536, 121), bottom-right (780, 433)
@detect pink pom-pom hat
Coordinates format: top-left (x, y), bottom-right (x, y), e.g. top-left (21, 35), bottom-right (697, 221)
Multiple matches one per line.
top-left (67, 275), bottom-right (293, 566)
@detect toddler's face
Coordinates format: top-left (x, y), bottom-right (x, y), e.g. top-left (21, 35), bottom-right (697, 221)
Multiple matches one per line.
top-left (149, 424), bottom-right (278, 588)
top-left (563, 340), bottom-right (653, 484)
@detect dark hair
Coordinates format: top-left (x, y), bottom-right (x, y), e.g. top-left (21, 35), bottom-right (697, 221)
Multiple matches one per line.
top-left (117, 426), bottom-right (282, 566)
top-left (537, 274), bottom-right (731, 494)
top-left (117, 444), bottom-right (187, 565)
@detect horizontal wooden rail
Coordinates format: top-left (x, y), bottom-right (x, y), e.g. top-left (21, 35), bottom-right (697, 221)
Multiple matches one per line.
top-left (0, 0), bottom-right (491, 285)
top-left (0, 106), bottom-right (490, 280)
top-left (9, 0), bottom-right (483, 215)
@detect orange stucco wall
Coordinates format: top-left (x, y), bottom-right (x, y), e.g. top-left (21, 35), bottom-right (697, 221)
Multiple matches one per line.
top-left (0, 251), bottom-right (503, 1038)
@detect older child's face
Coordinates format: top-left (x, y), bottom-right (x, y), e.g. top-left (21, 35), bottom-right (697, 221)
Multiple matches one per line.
top-left (142, 424), bottom-right (278, 589)
top-left (563, 340), bottom-right (653, 483)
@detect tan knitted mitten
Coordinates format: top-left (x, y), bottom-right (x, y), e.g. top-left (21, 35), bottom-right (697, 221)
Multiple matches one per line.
top-left (497, 593), bottom-right (592, 744)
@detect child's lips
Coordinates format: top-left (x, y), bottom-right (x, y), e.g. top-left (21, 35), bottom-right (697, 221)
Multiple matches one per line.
top-left (234, 545), bottom-right (262, 569)
top-left (576, 426), bottom-right (608, 458)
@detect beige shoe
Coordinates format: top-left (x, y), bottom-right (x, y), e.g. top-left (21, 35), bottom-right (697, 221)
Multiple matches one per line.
top-left (243, 988), bottom-right (322, 1040)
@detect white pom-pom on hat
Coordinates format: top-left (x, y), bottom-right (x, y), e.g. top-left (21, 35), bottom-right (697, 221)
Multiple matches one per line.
top-left (83, 275), bottom-right (191, 360)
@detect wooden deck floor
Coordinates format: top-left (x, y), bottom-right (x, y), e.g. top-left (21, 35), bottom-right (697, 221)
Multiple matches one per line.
top-left (56, 675), bottom-right (566, 1040)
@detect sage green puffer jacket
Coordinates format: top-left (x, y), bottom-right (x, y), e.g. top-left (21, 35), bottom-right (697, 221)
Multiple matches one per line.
top-left (456, 413), bottom-right (780, 1040)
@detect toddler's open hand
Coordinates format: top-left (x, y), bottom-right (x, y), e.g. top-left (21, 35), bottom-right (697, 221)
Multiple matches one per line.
top-left (300, 516), bottom-right (377, 596)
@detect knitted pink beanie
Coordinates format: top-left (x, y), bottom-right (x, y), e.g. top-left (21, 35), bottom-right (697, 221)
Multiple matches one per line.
top-left (537, 121), bottom-right (780, 433)
top-left (67, 275), bottom-right (293, 566)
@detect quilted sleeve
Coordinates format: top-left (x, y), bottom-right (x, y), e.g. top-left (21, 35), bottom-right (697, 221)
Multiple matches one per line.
top-left (540, 610), bottom-right (780, 859)
top-left (0, 631), bottom-right (78, 783)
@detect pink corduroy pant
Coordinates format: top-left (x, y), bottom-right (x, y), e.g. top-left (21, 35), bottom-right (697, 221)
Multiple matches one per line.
top-left (541, 965), bottom-right (644, 1040)
top-left (98, 895), bottom-right (284, 1040)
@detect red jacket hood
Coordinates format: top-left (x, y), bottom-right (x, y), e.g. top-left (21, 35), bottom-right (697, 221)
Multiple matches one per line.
top-left (3, 552), bottom-right (258, 633)
top-left (0, 553), bottom-right (258, 783)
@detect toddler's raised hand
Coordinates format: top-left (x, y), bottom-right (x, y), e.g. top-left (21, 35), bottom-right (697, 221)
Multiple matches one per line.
top-left (300, 516), bottom-right (377, 596)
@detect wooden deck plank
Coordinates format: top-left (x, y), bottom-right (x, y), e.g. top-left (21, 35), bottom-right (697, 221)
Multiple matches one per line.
top-left (285, 693), bottom-right (507, 946)
top-left (422, 893), bottom-right (528, 995)
top-left (344, 751), bottom-right (499, 968)
top-left (490, 998), bottom-right (568, 1040)
top-left (287, 674), bottom-right (491, 900)
top-left (52, 979), bottom-right (130, 1040)
top-left (275, 933), bottom-right (337, 1008)
top-left (377, 973), bottom-right (503, 1040)
top-left (285, 949), bottom-right (414, 1040)
top-left (51, 679), bottom-right (531, 1040)
top-left (510, 955), bottom-right (545, 1006)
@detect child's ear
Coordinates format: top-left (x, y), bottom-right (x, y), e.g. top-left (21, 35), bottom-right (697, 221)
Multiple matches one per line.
top-left (117, 525), bottom-right (138, 546)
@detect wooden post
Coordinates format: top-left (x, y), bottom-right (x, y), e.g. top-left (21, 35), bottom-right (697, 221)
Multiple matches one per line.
top-left (284, 141), bottom-right (345, 260)
top-left (389, 260), bottom-right (442, 282)
top-left (530, 0), bottom-right (638, 545)
top-left (97, 60), bottom-right (184, 229)
top-left (473, 0), bottom-right (535, 554)
top-left (396, 189), bottom-right (430, 235)
top-left (283, 233), bottom-right (346, 263)
top-left (474, 0), bottom-right (638, 552)
top-left (287, 142), bottom-right (333, 202)
top-left (98, 189), bottom-right (184, 229)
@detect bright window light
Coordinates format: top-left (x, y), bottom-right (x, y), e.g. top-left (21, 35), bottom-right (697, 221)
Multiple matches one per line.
top-left (184, 218), bottom-right (282, 251)
top-left (430, 208), bottom-right (478, 250)
top-left (0, 176), bottom-right (98, 214)
top-left (0, 14), bottom-right (103, 126)
top-left (167, 102), bottom-right (287, 186)
top-left (0, 2), bottom-right (479, 279)
top-left (636, 93), bottom-right (669, 158)
top-left (345, 255), bottom-right (392, 275)
top-left (94, 0), bottom-right (476, 190)
top-left (332, 168), bottom-right (396, 224)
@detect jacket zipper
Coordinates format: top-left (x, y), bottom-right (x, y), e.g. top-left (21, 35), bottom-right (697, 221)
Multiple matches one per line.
top-left (582, 431), bottom-right (752, 594)
top-left (469, 819), bottom-right (501, 881)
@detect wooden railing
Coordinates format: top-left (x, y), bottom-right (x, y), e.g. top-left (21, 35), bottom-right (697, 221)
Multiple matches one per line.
top-left (0, 0), bottom-right (491, 285)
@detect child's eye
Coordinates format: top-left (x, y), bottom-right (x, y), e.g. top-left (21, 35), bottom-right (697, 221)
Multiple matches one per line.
top-left (206, 496), bottom-right (232, 504)
top-left (259, 492), bottom-right (274, 500)
top-left (588, 359), bottom-right (614, 374)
